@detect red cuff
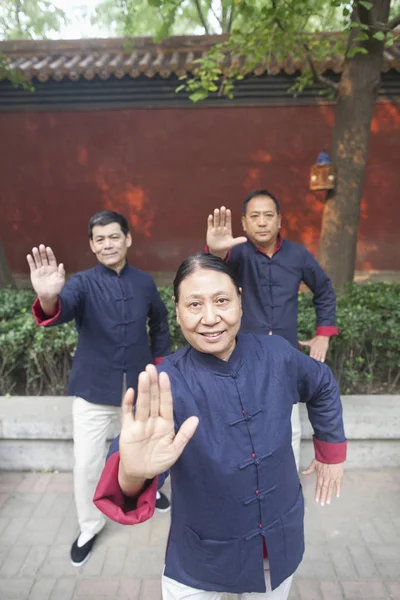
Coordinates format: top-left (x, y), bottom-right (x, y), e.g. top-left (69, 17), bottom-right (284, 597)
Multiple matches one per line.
top-left (316, 326), bottom-right (339, 337)
top-left (93, 451), bottom-right (157, 525)
top-left (153, 357), bottom-right (165, 366)
top-left (32, 297), bottom-right (61, 326)
top-left (313, 438), bottom-right (347, 464)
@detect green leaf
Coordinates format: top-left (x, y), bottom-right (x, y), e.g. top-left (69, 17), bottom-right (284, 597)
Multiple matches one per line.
top-left (349, 21), bottom-right (370, 30)
top-left (189, 90), bottom-right (209, 102)
top-left (347, 45), bottom-right (369, 57)
top-left (355, 31), bottom-right (369, 42)
top-left (0, 0), bottom-right (66, 41)
top-left (358, 0), bottom-right (373, 9)
top-left (373, 31), bottom-right (385, 41)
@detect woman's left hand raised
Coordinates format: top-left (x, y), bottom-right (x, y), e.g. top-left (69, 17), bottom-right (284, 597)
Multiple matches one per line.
top-left (118, 364), bottom-right (199, 495)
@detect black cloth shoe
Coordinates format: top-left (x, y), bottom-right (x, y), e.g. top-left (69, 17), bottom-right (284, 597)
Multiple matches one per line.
top-left (70, 534), bottom-right (97, 566)
top-left (155, 491), bottom-right (170, 512)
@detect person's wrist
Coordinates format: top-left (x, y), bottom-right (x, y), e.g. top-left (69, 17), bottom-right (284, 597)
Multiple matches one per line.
top-left (118, 462), bottom-right (147, 497)
top-left (37, 294), bottom-right (59, 316)
top-left (209, 247), bottom-right (228, 260)
top-left (38, 293), bottom-right (58, 304)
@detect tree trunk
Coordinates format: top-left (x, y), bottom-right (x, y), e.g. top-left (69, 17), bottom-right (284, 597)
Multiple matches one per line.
top-left (318, 0), bottom-right (391, 289)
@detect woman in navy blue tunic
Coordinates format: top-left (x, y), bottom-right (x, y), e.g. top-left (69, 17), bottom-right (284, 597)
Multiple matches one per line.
top-left (94, 253), bottom-right (346, 599)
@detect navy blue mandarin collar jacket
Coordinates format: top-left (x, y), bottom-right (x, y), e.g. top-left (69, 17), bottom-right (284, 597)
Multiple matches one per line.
top-left (94, 333), bottom-right (347, 593)
top-left (227, 238), bottom-right (338, 347)
top-left (33, 262), bottom-right (171, 406)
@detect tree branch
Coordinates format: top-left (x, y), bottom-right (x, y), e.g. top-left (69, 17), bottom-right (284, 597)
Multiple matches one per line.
top-left (367, 14), bottom-right (400, 33)
top-left (15, 0), bottom-right (23, 36)
top-left (227, 1), bottom-right (234, 33)
top-left (209, 2), bottom-right (223, 31)
top-left (388, 14), bottom-right (400, 30)
top-left (271, 0), bottom-right (285, 32)
top-left (303, 42), bottom-right (339, 91)
top-left (273, 0), bottom-right (338, 92)
top-left (220, 0), bottom-right (228, 32)
top-left (194, 0), bottom-right (209, 34)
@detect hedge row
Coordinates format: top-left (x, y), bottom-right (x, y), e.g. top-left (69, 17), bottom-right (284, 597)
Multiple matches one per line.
top-left (1, 283), bottom-right (399, 396)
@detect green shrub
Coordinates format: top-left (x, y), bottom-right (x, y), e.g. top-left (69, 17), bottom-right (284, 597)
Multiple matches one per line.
top-left (298, 282), bottom-right (400, 394)
top-left (0, 289), bottom-right (76, 395)
top-left (1, 282), bottom-right (399, 395)
top-left (157, 287), bottom-right (186, 351)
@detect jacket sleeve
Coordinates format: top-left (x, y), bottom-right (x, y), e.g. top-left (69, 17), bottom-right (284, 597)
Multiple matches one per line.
top-left (301, 250), bottom-right (339, 338)
top-left (294, 348), bottom-right (347, 464)
top-left (226, 244), bottom-right (246, 273)
top-left (148, 279), bottom-right (172, 361)
top-left (93, 435), bottom-right (169, 525)
top-left (32, 274), bottom-right (85, 327)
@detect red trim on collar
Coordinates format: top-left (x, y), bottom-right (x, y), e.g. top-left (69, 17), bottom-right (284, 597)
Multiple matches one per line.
top-left (256, 233), bottom-right (282, 257)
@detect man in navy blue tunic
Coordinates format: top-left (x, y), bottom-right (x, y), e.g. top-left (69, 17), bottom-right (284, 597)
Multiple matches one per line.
top-left (206, 191), bottom-right (339, 468)
top-left (27, 210), bottom-right (171, 566)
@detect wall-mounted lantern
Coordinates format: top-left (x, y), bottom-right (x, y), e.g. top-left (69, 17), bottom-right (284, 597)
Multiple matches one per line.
top-left (310, 150), bottom-right (335, 191)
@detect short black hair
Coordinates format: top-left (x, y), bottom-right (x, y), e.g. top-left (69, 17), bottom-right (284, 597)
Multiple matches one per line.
top-left (173, 253), bottom-right (241, 302)
top-left (243, 189), bottom-right (280, 215)
top-left (88, 210), bottom-right (130, 239)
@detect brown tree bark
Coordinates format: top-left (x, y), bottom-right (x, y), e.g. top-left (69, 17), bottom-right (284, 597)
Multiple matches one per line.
top-left (318, 0), bottom-right (391, 289)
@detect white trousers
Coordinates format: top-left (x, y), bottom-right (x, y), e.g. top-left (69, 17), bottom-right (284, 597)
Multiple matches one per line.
top-left (290, 404), bottom-right (301, 471)
top-left (72, 396), bottom-right (121, 537)
top-left (162, 562), bottom-right (293, 600)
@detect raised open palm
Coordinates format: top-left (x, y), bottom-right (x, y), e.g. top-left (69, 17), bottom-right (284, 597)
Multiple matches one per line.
top-left (119, 364), bottom-right (199, 482)
top-left (27, 245), bottom-right (65, 298)
top-left (206, 207), bottom-right (247, 259)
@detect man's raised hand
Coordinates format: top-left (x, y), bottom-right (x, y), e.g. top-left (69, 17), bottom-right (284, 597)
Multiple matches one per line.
top-left (27, 245), bottom-right (65, 300)
top-left (206, 207), bottom-right (247, 260)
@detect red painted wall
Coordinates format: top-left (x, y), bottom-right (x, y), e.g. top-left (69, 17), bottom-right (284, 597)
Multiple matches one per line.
top-left (1, 102), bottom-right (399, 280)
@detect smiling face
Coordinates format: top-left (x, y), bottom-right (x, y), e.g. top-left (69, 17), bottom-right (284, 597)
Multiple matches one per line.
top-left (175, 268), bottom-right (242, 362)
top-left (241, 195), bottom-right (281, 249)
top-left (89, 222), bottom-right (132, 272)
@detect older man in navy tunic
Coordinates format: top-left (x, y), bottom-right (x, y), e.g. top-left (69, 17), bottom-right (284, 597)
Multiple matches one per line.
top-left (206, 191), bottom-right (339, 468)
top-left (27, 210), bottom-right (171, 566)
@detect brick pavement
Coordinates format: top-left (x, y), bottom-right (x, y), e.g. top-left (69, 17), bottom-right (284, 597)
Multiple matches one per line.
top-left (0, 469), bottom-right (399, 600)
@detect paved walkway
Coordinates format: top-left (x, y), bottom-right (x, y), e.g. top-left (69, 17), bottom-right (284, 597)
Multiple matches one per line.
top-left (0, 470), bottom-right (399, 600)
